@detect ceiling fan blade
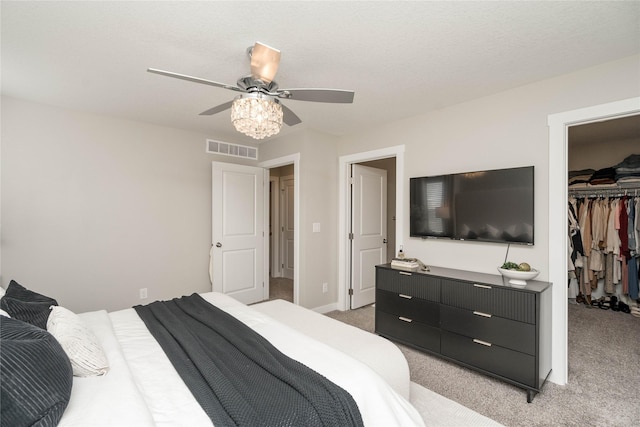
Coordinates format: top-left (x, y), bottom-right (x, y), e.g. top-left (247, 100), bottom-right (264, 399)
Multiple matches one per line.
top-left (280, 103), bottom-right (302, 126)
top-left (199, 100), bottom-right (234, 116)
top-left (250, 42), bottom-right (281, 83)
top-left (277, 88), bottom-right (354, 103)
top-left (147, 68), bottom-right (244, 93)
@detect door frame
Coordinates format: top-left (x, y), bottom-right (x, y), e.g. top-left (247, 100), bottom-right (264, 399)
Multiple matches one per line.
top-left (260, 153), bottom-right (300, 305)
top-left (279, 175), bottom-right (295, 280)
top-left (548, 96), bottom-right (640, 386)
top-left (269, 176), bottom-right (281, 277)
top-left (338, 145), bottom-right (405, 311)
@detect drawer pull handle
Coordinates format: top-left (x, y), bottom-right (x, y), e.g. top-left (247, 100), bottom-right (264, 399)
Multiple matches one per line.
top-left (399, 294), bottom-right (413, 300)
top-left (473, 311), bottom-right (492, 318)
top-left (473, 339), bottom-right (492, 347)
top-left (399, 271), bottom-right (412, 276)
top-left (399, 316), bottom-right (413, 323)
top-left (473, 284), bottom-right (492, 290)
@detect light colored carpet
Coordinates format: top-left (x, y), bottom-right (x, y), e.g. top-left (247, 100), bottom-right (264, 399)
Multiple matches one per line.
top-left (326, 301), bottom-right (640, 427)
top-left (268, 277), bottom-right (293, 302)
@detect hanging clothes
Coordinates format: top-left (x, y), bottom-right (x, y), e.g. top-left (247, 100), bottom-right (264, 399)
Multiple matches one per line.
top-left (568, 198), bottom-right (584, 265)
top-left (628, 197), bottom-right (639, 300)
top-left (567, 194), bottom-right (640, 301)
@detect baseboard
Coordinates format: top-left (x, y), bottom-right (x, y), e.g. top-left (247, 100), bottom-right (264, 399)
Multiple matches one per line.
top-left (310, 302), bottom-right (339, 314)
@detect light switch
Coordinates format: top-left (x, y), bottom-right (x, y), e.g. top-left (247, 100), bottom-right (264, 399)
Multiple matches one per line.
top-left (312, 222), bottom-right (321, 233)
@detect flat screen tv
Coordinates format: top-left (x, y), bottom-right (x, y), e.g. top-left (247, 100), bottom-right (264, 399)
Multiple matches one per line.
top-left (410, 166), bottom-right (534, 245)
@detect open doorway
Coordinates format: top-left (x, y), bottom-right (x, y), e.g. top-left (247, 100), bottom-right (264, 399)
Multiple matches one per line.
top-left (349, 159), bottom-right (396, 309)
top-left (567, 114), bottom-right (640, 303)
top-left (260, 153), bottom-right (300, 305)
top-left (338, 145), bottom-right (405, 311)
top-left (269, 164), bottom-right (295, 303)
top-left (548, 96), bottom-right (639, 386)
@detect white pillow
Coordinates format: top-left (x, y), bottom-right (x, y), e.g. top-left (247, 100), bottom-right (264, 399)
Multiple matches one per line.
top-left (0, 308), bottom-right (10, 318)
top-left (47, 306), bottom-right (110, 377)
top-left (0, 286), bottom-right (5, 297)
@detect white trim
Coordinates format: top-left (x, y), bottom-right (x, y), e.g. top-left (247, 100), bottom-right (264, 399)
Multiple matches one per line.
top-left (269, 176), bottom-right (281, 278)
top-left (263, 169), bottom-right (270, 301)
top-left (547, 97), bottom-right (640, 386)
top-left (279, 175), bottom-right (295, 281)
top-left (310, 302), bottom-right (339, 314)
top-left (259, 153), bottom-right (301, 305)
top-left (338, 145), bottom-right (405, 311)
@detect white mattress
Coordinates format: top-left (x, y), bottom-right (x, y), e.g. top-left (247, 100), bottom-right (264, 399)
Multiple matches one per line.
top-left (251, 298), bottom-right (411, 400)
top-left (60, 292), bottom-right (424, 426)
top-left (59, 310), bottom-right (155, 427)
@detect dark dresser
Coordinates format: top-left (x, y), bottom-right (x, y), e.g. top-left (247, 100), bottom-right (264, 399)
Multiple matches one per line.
top-left (375, 264), bottom-right (552, 402)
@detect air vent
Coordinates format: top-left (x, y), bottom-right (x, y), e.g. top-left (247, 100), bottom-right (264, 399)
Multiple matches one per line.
top-left (206, 139), bottom-right (258, 160)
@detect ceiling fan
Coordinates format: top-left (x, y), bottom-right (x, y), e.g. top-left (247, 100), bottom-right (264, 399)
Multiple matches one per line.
top-left (147, 42), bottom-right (355, 139)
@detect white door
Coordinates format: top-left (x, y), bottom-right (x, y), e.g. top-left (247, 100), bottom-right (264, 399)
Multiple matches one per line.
top-left (212, 162), bottom-right (266, 305)
top-left (280, 176), bottom-right (295, 280)
top-left (351, 164), bottom-right (387, 309)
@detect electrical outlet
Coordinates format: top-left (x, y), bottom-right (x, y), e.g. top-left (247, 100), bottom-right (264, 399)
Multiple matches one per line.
top-left (322, 283), bottom-right (328, 293)
top-left (139, 288), bottom-right (148, 299)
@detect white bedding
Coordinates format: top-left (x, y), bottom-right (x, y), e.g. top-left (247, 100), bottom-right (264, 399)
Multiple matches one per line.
top-left (60, 292), bottom-right (424, 426)
top-left (59, 310), bottom-right (154, 427)
top-left (251, 299), bottom-right (411, 400)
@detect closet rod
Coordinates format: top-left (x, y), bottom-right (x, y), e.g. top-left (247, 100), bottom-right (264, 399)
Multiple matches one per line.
top-left (568, 186), bottom-right (640, 198)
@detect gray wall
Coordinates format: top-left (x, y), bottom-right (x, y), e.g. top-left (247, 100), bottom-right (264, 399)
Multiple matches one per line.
top-left (0, 97), bottom-right (252, 312)
top-left (569, 137), bottom-right (640, 171)
top-left (336, 55), bottom-right (640, 280)
top-left (331, 54), bottom-right (640, 386)
top-left (2, 54), bottom-right (639, 328)
top-left (260, 130), bottom-right (340, 309)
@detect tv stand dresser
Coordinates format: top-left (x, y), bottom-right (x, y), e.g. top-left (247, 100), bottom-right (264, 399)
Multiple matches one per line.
top-left (375, 264), bottom-right (552, 402)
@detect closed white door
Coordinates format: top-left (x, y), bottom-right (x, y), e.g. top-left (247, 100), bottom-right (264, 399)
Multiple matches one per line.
top-left (211, 162), bottom-right (266, 304)
top-left (351, 164), bottom-right (387, 309)
top-left (280, 176), bottom-right (295, 280)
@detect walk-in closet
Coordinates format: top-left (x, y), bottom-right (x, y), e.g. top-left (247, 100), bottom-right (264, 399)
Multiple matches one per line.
top-left (567, 114), bottom-right (640, 318)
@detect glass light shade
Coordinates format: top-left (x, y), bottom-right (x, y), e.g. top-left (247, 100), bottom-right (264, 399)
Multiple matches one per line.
top-left (231, 95), bottom-right (283, 140)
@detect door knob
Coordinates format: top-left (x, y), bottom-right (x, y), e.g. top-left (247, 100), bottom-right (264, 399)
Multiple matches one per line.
top-left (383, 239), bottom-right (388, 244)
top-left (215, 242), bottom-right (222, 248)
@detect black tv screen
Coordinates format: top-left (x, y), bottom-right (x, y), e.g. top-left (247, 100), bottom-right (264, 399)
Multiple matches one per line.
top-left (410, 166), bottom-right (534, 245)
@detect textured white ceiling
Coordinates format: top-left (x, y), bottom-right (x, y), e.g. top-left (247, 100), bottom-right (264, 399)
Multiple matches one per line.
top-left (2, 1), bottom-right (639, 143)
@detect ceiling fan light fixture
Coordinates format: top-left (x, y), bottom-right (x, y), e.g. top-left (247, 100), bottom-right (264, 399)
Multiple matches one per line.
top-left (231, 94), bottom-right (283, 140)
top-left (249, 42), bottom-right (281, 83)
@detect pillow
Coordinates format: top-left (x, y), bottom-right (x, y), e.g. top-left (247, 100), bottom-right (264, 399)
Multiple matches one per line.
top-left (47, 306), bottom-right (110, 377)
top-left (0, 309), bottom-right (10, 318)
top-left (0, 316), bottom-right (73, 427)
top-left (0, 280), bottom-right (58, 329)
top-left (0, 285), bottom-right (5, 297)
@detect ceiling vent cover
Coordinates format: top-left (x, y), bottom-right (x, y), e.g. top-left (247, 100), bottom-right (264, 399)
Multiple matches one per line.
top-left (206, 139), bottom-right (258, 160)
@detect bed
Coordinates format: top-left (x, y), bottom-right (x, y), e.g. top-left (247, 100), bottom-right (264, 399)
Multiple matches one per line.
top-left (1, 282), bottom-right (425, 427)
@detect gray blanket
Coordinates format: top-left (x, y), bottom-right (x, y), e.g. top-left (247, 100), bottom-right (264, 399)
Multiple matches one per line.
top-left (134, 294), bottom-right (363, 427)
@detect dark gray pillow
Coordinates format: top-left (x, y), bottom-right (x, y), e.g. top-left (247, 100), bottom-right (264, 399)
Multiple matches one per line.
top-left (0, 316), bottom-right (73, 427)
top-left (0, 280), bottom-right (58, 329)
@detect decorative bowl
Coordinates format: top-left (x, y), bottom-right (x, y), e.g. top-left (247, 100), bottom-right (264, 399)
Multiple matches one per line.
top-left (497, 267), bottom-right (539, 286)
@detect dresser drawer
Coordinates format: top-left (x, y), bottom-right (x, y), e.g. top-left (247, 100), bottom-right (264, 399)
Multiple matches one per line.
top-left (376, 267), bottom-right (440, 302)
top-left (440, 279), bottom-right (536, 324)
top-left (376, 289), bottom-right (439, 326)
top-left (441, 331), bottom-right (536, 387)
top-left (440, 305), bottom-right (535, 355)
top-left (376, 310), bottom-right (440, 353)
